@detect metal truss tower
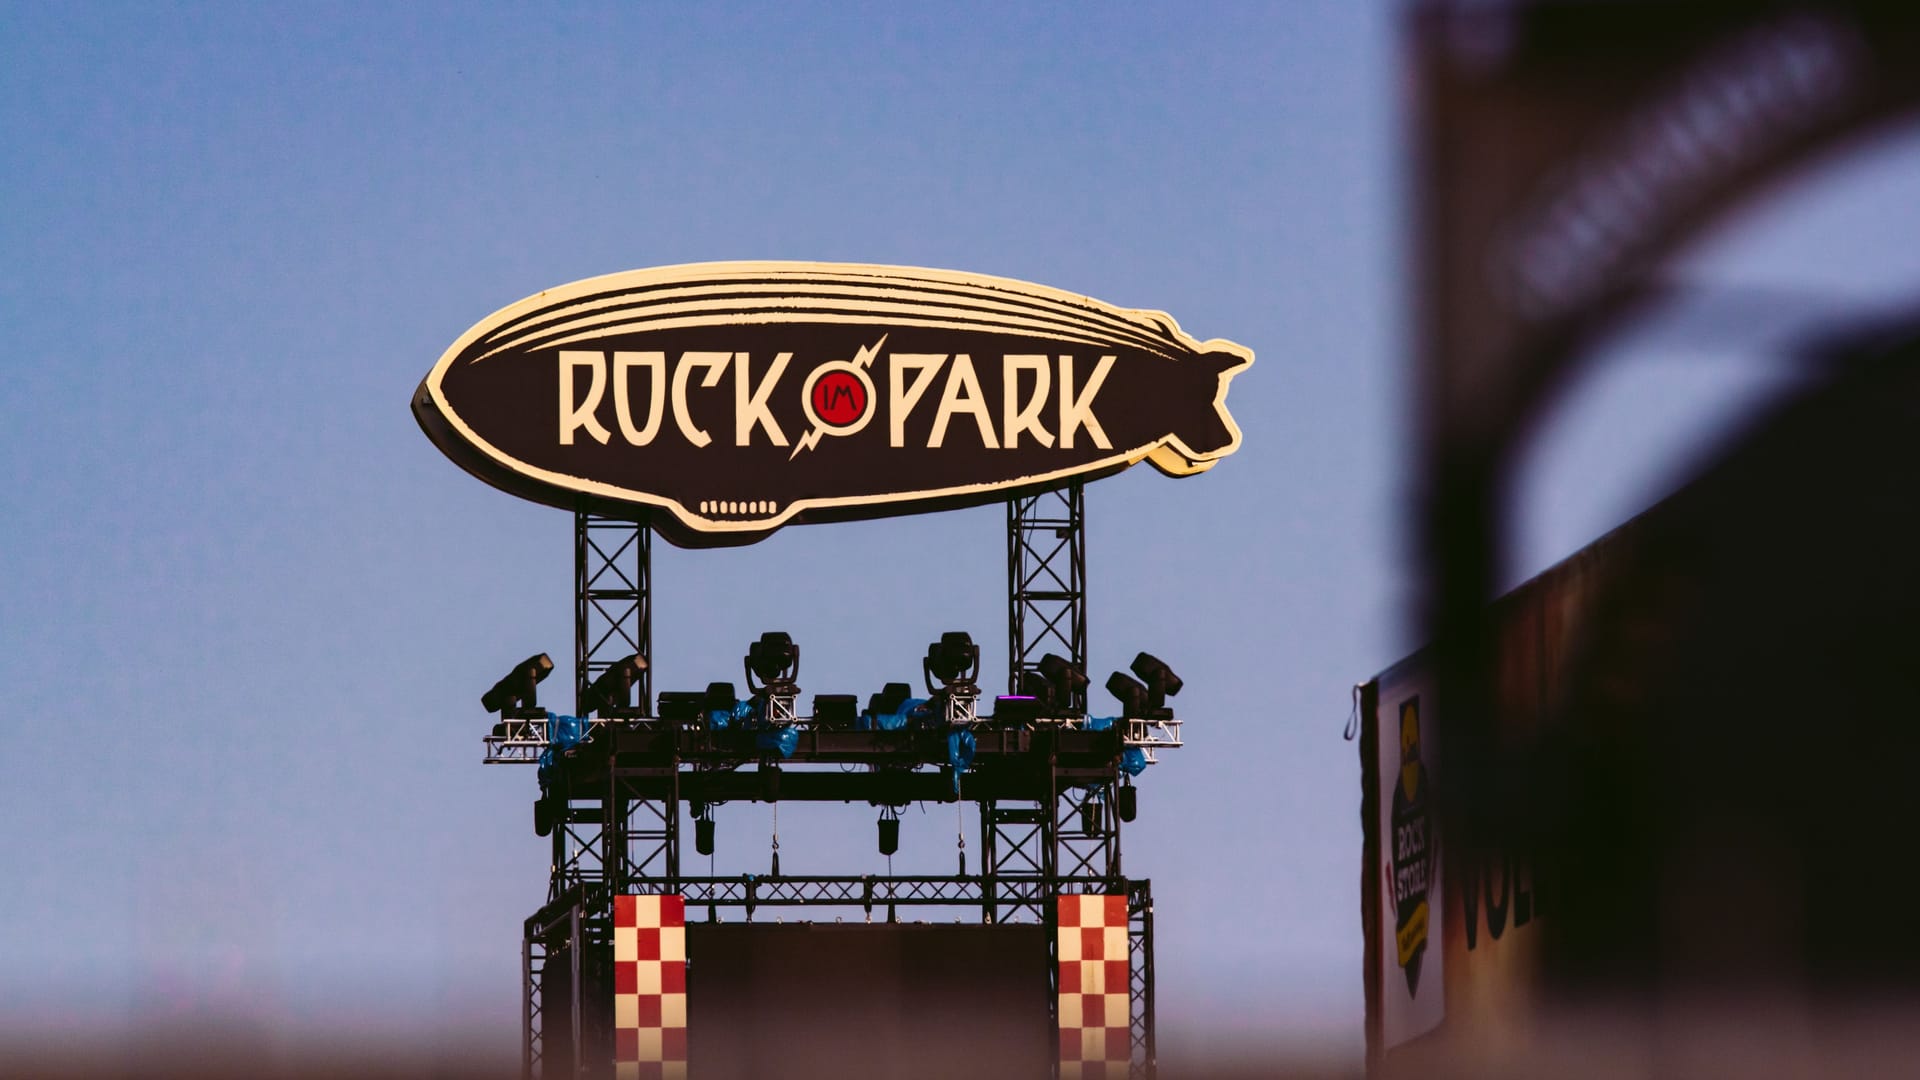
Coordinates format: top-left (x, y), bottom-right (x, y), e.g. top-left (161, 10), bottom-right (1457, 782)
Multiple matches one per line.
top-left (513, 493), bottom-right (1155, 1079)
top-left (526, 510), bottom-right (674, 1078)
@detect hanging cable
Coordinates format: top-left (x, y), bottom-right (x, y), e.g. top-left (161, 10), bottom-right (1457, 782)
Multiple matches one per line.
top-left (956, 800), bottom-right (967, 876)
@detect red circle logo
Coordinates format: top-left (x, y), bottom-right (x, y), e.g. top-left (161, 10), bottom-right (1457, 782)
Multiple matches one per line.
top-left (811, 370), bottom-right (868, 429)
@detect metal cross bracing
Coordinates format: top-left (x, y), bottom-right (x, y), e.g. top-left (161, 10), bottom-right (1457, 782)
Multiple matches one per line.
top-left (574, 511), bottom-right (652, 717)
top-left (1007, 483), bottom-right (1087, 706)
top-left (547, 798), bottom-right (607, 903)
top-left (605, 763), bottom-right (680, 895)
top-left (1127, 881), bottom-right (1157, 1079)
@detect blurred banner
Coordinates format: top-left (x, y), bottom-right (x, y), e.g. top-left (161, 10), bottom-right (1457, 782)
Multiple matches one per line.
top-left (1385, 0), bottom-right (1920, 1069)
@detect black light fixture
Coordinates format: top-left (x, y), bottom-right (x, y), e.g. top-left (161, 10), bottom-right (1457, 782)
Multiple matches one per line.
top-left (1038, 653), bottom-right (1089, 713)
top-left (922, 631), bottom-right (981, 724)
top-left (657, 691), bottom-right (705, 723)
top-left (483, 653), bottom-right (553, 716)
top-left (583, 653), bottom-right (648, 717)
top-left (744, 631), bottom-right (799, 692)
top-left (1116, 781), bottom-right (1138, 822)
top-left (813, 694), bottom-right (858, 729)
top-left (877, 806), bottom-right (901, 856)
top-left (1130, 652), bottom-right (1183, 711)
top-left (1106, 670), bottom-right (1152, 718)
top-left (746, 631), bottom-right (802, 726)
top-left (922, 631), bottom-right (980, 693)
top-left (867, 681), bottom-right (912, 718)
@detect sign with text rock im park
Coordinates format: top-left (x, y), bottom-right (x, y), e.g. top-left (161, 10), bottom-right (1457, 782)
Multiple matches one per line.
top-left (413, 262), bottom-right (1252, 547)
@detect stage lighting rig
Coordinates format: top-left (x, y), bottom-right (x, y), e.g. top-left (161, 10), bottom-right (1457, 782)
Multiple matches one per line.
top-left (582, 653), bottom-right (649, 719)
top-left (922, 630), bottom-right (981, 725)
top-left (483, 653), bottom-right (553, 719)
top-left (744, 631), bottom-right (801, 726)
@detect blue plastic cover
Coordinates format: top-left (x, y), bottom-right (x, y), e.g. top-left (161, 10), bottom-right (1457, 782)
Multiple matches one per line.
top-left (946, 730), bottom-right (977, 793)
top-left (707, 698), bottom-right (758, 730)
top-left (756, 726), bottom-right (800, 758)
top-left (858, 698), bottom-right (925, 731)
top-left (908, 700), bottom-right (938, 729)
top-left (1085, 716), bottom-right (1147, 775)
top-left (549, 711), bottom-right (587, 751)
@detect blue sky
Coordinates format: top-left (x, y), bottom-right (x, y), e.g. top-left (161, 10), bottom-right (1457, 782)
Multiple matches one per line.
top-left (3, 2), bottom-right (1916, 1069)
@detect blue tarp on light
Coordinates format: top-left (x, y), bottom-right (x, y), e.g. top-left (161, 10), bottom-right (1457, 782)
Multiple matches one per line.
top-left (946, 730), bottom-right (976, 794)
top-left (707, 699), bottom-right (757, 730)
top-left (756, 726), bottom-right (799, 758)
top-left (1087, 716), bottom-right (1148, 775)
top-left (858, 697), bottom-right (927, 731)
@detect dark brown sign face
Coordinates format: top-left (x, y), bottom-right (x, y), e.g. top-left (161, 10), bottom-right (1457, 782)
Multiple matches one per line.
top-left (413, 262), bottom-right (1252, 546)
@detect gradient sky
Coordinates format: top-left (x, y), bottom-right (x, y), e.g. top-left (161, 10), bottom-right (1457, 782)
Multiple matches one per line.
top-left (3, 2), bottom-right (1916, 1069)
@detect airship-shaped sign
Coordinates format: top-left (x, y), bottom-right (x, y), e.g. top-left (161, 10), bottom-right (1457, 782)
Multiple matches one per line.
top-left (413, 262), bottom-right (1252, 547)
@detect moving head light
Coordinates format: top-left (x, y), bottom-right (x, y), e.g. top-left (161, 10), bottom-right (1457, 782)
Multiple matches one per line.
top-left (1029, 653), bottom-right (1089, 714)
top-left (483, 653), bottom-right (553, 716)
top-left (1106, 671), bottom-right (1153, 718)
top-left (583, 653), bottom-right (648, 717)
top-left (745, 631), bottom-right (799, 691)
top-left (1130, 652), bottom-right (1183, 710)
top-left (923, 631), bottom-right (980, 692)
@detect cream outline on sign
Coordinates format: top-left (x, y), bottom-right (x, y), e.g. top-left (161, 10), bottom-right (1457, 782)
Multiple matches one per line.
top-left (414, 261), bottom-right (1252, 542)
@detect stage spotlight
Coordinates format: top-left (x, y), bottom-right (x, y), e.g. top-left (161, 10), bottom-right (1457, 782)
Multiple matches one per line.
top-left (1130, 652), bottom-right (1183, 710)
top-left (813, 694), bottom-right (858, 729)
top-left (745, 631), bottom-right (799, 690)
top-left (1039, 653), bottom-right (1089, 713)
top-left (992, 695), bottom-right (1042, 725)
top-left (1106, 671), bottom-right (1152, 718)
top-left (1117, 782), bottom-right (1138, 822)
top-left (583, 653), bottom-right (648, 717)
top-left (923, 631), bottom-right (980, 691)
top-left (922, 631), bottom-right (981, 724)
top-left (706, 682), bottom-right (738, 717)
top-left (746, 632), bottom-right (802, 726)
top-left (878, 808), bottom-right (901, 856)
top-left (657, 691), bottom-right (705, 723)
top-left (867, 681), bottom-right (912, 717)
top-left (483, 653), bottom-right (553, 715)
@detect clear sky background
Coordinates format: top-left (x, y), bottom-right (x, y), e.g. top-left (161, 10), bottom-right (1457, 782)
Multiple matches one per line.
top-left (3, 2), bottom-right (1916, 1070)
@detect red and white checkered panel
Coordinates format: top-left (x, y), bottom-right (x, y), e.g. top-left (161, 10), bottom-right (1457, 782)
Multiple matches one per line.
top-left (1057, 893), bottom-right (1131, 1079)
top-left (613, 893), bottom-right (687, 1080)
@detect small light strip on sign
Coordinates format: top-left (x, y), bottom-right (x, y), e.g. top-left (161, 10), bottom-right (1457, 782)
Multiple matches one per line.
top-left (699, 500), bottom-right (777, 516)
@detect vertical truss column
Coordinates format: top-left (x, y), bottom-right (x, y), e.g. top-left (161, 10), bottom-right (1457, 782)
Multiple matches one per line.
top-left (987, 485), bottom-right (1090, 926)
top-left (1057, 782), bottom-right (1121, 882)
top-left (523, 934), bottom-right (545, 1080)
top-left (575, 511), bottom-right (652, 716)
top-left (1129, 881), bottom-right (1157, 1079)
top-left (1006, 483), bottom-right (1086, 706)
top-left (607, 763), bottom-right (680, 895)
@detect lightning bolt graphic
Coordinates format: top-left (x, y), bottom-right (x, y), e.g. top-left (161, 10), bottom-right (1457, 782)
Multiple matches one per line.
top-left (790, 333), bottom-right (886, 460)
